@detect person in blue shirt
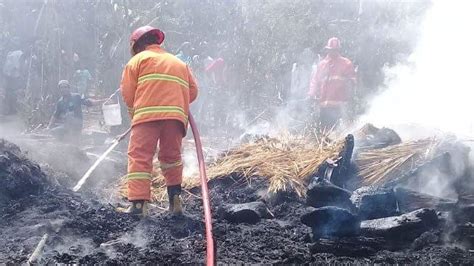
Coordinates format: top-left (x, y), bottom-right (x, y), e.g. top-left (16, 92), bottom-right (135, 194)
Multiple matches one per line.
top-left (47, 80), bottom-right (99, 140)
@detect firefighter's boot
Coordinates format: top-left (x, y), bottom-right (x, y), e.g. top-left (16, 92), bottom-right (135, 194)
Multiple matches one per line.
top-left (117, 200), bottom-right (148, 217)
top-left (167, 185), bottom-right (183, 215)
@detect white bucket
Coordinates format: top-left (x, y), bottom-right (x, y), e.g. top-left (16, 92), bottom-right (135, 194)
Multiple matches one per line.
top-left (102, 103), bottom-right (122, 126)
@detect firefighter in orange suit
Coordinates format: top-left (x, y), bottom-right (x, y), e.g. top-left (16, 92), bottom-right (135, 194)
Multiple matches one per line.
top-left (308, 37), bottom-right (356, 130)
top-left (119, 26), bottom-right (198, 216)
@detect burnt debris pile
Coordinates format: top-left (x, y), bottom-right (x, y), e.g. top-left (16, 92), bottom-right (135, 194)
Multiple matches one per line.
top-left (0, 139), bottom-right (136, 264)
top-left (0, 139), bottom-right (47, 207)
top-left (0, 133), bottom-right (474, 264)
top-left (298, 126), bottom-right (474, 259)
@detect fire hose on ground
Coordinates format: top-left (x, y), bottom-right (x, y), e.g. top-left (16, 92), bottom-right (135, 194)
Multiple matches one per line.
top-left (30, 114), bottom-right (215, 265)
top-left (189, 114), bottom-right (216, 266)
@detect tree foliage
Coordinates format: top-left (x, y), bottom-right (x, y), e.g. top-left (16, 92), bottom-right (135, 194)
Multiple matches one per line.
top-left (0, 0), bottom-right (431, 128)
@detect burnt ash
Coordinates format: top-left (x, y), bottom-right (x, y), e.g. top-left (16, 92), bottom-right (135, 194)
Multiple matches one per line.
top-left (0, 139), bottom-right (473, 264)
top-left (0, 140), bottom-right (46, 206)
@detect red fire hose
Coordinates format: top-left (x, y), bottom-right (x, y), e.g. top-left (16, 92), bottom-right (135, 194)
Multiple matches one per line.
top-left (189, 114), bottom-right (215, 266)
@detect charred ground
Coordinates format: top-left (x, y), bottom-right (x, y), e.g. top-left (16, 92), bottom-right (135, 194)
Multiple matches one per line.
top-left (1, 139), bottom-right (473, 264)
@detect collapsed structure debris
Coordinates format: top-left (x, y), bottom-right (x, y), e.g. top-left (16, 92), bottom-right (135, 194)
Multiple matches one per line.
top-left (220, 201), bottom-right (273, 224)
top-left (301, 206), bottom-right (360, 239)
top-left (1, 121), bottom-right (474, 263)
top-left (309, 236), bottom-right (386, 257)
top-left (453, 203), bottom-right (474, 224)
top-left (451, 222), bottom-right (474, 249)
top-left (360, 208), bottom-right (439, 242)
top-left (306, 177), bottom-right (354, 210)
top-left (394, 187), bottom-right (456, 212)
top-left (312, 134), bottom-right (355, 188)
top-left (351, 186), bottom-right (398, 220)
top-left (355, 123), bottom-right (402, 149)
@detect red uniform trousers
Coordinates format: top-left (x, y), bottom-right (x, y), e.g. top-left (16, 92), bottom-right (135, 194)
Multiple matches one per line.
top-left (127, 120), bottom-right (184, 201)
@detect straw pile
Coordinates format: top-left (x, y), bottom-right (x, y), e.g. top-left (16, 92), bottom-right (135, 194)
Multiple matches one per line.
top-left (356, 138), bottom-right (440, 187)
top-left (120, 134), bottom-right (343, 203)
top-left (205, 135), bottom-right (343, 197)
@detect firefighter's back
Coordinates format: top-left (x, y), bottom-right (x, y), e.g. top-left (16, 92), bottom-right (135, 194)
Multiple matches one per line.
top-left (127, 44), bottom-right (196, 128)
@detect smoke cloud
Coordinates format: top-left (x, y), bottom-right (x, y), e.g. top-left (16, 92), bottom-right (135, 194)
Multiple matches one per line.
top-left (362, 0), bottom-right (474, 140)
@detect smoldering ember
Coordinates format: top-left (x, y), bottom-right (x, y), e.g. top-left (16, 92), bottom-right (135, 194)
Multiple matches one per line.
top-left (0, 0), bottom-right (473, 264)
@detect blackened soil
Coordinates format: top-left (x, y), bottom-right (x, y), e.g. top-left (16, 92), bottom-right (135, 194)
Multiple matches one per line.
top-left (0, 139), bottom-right (46, 205)
top-left (0, 140), bottom-right (473, 264)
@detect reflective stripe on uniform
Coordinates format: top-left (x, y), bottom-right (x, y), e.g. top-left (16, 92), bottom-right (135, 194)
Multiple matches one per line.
top-left (159, 160), bottom-right (183, 170)
top-left (328, 75), bottom-right (345, 81)
top-left (133, 106), bottom-right (188, 122)
top-left (320, 100), bottom-right (346, 107)
top-left (127, 172), bottom-right (152, 180)
top-left (138, 73), bottom-right (189, 89)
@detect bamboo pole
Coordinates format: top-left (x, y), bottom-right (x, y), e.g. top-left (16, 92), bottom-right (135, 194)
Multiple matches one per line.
top-left (28, 233), bottom-right (49, 264)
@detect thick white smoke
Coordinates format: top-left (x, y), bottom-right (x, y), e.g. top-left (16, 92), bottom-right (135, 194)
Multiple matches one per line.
top-left (362, 0), bottom-right (474, 140)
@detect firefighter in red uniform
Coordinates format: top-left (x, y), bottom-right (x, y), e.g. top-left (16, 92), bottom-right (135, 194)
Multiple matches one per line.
top-left (308, 37), bottom-right (356, 130)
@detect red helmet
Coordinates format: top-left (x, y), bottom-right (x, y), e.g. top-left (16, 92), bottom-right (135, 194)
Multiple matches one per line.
top-left (130, 26), bottom-right (165, 49)
top-left (325, 37), bottom-right (341, 50)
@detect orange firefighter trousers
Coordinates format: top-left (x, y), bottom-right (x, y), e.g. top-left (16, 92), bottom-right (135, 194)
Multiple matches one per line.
top-left (127, 120), bottom-right (184, 201)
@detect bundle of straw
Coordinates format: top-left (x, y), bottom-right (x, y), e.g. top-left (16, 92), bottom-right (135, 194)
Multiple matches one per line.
top-left (356, 138), bottom-right (440, 187)
top-left (205, 135), bottom-right (342, 197)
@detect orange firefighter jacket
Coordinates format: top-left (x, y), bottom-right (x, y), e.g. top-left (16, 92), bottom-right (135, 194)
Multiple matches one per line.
top-left (308, 55), bottom-right (356, 107)
top-left (121, 44), bottom-right (198, 131)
